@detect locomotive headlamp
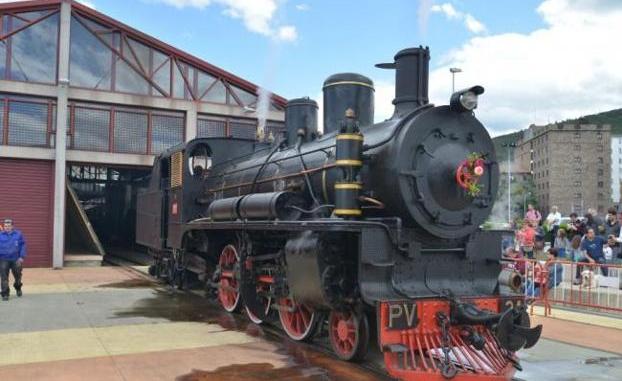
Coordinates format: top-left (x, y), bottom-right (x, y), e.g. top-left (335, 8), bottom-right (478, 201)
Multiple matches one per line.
top-left (450, 85), bottom-right (485, 113)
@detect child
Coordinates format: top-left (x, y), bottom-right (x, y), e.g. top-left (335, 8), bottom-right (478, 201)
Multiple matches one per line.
top-left (567, 235), bottom-right (583, 262)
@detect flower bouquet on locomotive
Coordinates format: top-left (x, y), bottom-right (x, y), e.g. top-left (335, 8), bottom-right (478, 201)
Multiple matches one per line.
top-left (136, 46), bottom-right (541, 381)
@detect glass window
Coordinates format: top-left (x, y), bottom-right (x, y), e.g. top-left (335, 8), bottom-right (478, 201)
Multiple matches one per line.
top-left (0, 40), bottom-right (6, 79)
top-left (9, 13), bottom-right (59, 83)
top-left (115, 60), bottom-right (149, 95)
top-left (152, 59), bottom-right (170, 96)
top-left (197, 70), bottom-right (216, 98)
top-left (151, 114), bottom-right (184, 154)
top-left (172, 61), bottom-right (188, 99)
top-left (69, 16), bottom-right (112, 90)
top-left (203, 80), bottom-right (226, 103)
top-left (0, 100), bottom-right (4, 144)
top-left (197, 117), bottom-right (226, 137)
top-left (114, 110), bottom-right (147, 153)
top-left (270, 102), bottom-right (284, 111)
top-left (188, 144), bottom-right (212, 177)
top-left (152, 49), bottom-right (168, 72)
top-left (227, 87), bottom-right (241, 106)
top-left (73, 106), bottom-right (110, 151)
top-left (597, 157), bottom-right (603, 164)
top-left (74, 14), bottom-right (110, 33)
top-left (229, 118), bottom-right (256, 140)
top-left (231, 85), bottom-right (258, 106)
top-left (8, 100), bottom-right (48, 147)
top-left (127, 38), bottom-right (150, 74)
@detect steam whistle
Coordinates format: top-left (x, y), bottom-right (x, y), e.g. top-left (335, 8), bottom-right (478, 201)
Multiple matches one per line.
top-left (450, 300), bottom-right (542, 352)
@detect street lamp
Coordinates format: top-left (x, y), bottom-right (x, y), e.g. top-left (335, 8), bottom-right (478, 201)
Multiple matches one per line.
top-left (450, 67), bottom-right (462, 93)
top-left (523, 191), bottom-right (532, 216)
top-left (502, 142), bottom-right (517, 224)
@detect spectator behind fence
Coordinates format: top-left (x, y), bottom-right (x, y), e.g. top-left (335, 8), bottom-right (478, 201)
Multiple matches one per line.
top-left (588, 208), bottom-right (604, 232)
top-left (504, 247), bottom-right (526, 274)
top-left (608, 212), bottom-right (622, 264)
top-left (553, 229), bottom-right (569, 259)
top-left (546, 206), bottom-right (562, 246)
top-left (525, 204), bottom-right (542, 226)
top-left (526, 247), bottom-right (563, 297)
top-left (534, 222), bottom-right (546, 261)
top-left (584, 213), bottom-right (600, 236)
top-left (567, 235), bottom-right (583, 262)
top-left (567, 212), bottom-right (586, 239)
top-left (574, 228), bottom-right (609, 284)
top-left (603, 207), bottom-right (620, 240)
top-left (516, 220), bottom-right (536, 259)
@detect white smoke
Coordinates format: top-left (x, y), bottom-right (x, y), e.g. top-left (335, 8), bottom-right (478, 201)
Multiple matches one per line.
top-left (417, 0), bottom-right (434, 37)
top-left (256, 86), bottom-right (272, 137)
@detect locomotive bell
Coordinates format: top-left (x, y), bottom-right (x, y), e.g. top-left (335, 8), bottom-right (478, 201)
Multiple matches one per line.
top-left (322, 73), bottom-right (374, 134)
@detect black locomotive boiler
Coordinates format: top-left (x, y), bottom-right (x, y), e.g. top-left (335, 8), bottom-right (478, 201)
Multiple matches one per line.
top-left (136, 47), bottom-right (541, 381)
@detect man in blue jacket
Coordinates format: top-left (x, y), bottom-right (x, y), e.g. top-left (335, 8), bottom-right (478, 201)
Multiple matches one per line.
top-left (0, 218), bottom-right (26, 301)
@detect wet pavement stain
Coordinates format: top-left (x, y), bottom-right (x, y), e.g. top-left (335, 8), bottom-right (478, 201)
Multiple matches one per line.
top-left (112, 288), bottom-right (242, 326)
top-left (111, 276), bottom-right (387, 380)
top-left (176, 363), bottom-right (329, 381)
top-left (97, 278), bottom-right (157, 289)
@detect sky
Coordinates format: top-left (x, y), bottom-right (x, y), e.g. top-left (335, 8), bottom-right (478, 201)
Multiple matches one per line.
top-left (5, 0), bottom-right (622, 136)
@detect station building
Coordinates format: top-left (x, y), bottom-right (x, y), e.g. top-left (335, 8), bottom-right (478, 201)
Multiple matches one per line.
top-left (0, 0), bottom-right (286, 267)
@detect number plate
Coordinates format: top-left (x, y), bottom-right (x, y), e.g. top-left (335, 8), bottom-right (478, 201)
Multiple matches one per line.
top-left (386, 302), bottom-right (419, 330)
top-left (498, 297), bottom-right (525, 312)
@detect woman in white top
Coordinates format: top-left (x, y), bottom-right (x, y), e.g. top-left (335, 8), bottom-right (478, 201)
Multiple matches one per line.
top-left (546, 206), bottom-right (562, 247)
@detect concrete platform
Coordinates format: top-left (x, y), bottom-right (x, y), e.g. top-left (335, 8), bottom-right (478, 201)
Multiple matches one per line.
top-left (0, 266), bottom-right (620, 380)
top-left (0, 267), bottom-right (380, 381)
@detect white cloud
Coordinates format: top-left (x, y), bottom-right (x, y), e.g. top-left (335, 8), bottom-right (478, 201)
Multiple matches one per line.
top-left (276, 25), bottom-right (297, 42)
top-left (0, 0), bottom-right (95, 7)
top-left (431, 2), bottom-right (487, 34)
top-left (370, 0), bottom-right (622, 136)
top-left (77, 0), bottom-right (96, 8)
top-left (464, 14), bottom-right (486, 34)
top-left (154, 0), bottom-right (297, 42)
top-left (295, 3), bottom-right (309, 11)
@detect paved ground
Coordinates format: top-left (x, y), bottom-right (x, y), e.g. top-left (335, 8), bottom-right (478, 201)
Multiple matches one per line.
top-left (0, 266), bottom-right (620, 380)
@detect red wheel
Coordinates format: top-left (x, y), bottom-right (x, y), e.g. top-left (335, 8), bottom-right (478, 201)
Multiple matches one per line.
top-left (328, 309), bottom-right (369, 361)
top-left (218, 244), bottom-right (241, 312)
top-left (278, 298), bottom-right (319, 341)
top-left (245, 290), bottom-right (272, 325)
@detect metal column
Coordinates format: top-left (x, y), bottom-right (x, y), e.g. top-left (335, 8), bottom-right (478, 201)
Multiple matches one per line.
top-left (185, 102), bottom-right (198, 142)
top-left (52, 0), bottom-right (71, 268)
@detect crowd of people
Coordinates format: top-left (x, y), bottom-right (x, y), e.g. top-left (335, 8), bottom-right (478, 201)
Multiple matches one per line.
top-left (505, 204), bottom-right (621, 294)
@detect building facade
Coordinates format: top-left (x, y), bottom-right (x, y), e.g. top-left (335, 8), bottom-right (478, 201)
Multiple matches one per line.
top-left (611, 136), bottom-right (622, 204)
top-left (516, 123), bottom-right (612, 216)
top-left (0, 0), bottom-right (286, 267)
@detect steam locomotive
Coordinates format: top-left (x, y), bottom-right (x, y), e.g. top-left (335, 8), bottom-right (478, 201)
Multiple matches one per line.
top-left (136, 47), bottom-right (541, 380)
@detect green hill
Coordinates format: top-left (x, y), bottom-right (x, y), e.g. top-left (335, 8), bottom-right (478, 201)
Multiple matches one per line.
top-left (492, 108), bottom-right (622, 158)
top-left (562, 108), bottom-right (622, 135)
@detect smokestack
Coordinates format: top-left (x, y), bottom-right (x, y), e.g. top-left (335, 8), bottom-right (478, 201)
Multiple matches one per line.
top-left (376, 46), bottom-right (430, 118)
